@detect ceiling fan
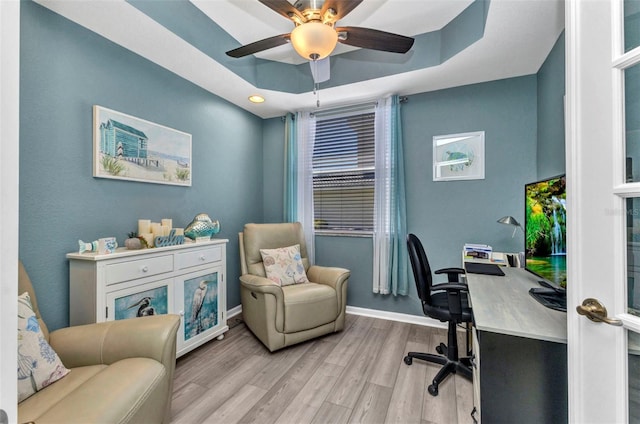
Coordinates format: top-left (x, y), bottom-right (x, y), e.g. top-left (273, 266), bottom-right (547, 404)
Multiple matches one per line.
top-left (225, 0), bottom-right (415, 61)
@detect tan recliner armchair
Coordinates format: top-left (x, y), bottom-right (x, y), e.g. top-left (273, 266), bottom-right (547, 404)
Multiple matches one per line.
top-left (239, 222), bottom-right (350, 352)
top-left (18, 261), bottom-right (180, 424)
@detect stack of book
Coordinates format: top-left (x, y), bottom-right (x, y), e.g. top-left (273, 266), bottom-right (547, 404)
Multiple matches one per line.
top-left (463, 243), bottom-right (493, 260)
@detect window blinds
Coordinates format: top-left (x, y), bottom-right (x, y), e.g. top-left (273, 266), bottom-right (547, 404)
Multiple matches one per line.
top-left (312, 107), bottom-right (375, 232)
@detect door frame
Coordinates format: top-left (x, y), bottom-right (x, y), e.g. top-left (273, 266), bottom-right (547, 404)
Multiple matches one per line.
top-left (0, 0), bottom-right (20, 421)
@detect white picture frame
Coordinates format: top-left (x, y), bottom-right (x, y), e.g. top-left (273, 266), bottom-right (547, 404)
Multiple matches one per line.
top-left (93, 105), bottom-right (192, 186)
top-left (433, 131), bottom-right (485, 181)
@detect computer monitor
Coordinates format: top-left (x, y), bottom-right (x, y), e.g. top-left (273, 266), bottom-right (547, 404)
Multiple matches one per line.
top-left (524, 175), bottom-right (567, 311)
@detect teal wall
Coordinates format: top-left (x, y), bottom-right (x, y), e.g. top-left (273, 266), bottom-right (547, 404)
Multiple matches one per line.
top-left (537, 32), bottom-right (566, 179)
top-left (262, 76), bottom-right (540, 316)
top-left (20, 2), bottom-right (565, 328)
top-left (19, 1), bottom-right (264, 331)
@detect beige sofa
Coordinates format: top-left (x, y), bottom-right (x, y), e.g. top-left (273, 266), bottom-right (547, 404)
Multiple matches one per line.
top-left (239, 222), bottom-right (350, 352)
top-left (18, 261), bottom-right (180, 424)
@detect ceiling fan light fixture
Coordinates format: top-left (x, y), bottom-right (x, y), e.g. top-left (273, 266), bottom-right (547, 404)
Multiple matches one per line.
top-left (290, 21), bottom-right (338, 60)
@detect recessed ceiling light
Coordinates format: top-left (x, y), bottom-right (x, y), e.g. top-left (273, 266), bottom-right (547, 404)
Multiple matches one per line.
top-left (248, 95), bottom-right (265, 104)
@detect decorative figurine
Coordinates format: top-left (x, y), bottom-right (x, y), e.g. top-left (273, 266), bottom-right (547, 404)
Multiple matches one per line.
top-left (78, 240), bottom-right (98, 254)
top-left (125, 232), bottom-right (145, 250)
top-left (184, 213), bottom-right (220, 241)
top-left (79, 238), bottom-right (118, 254)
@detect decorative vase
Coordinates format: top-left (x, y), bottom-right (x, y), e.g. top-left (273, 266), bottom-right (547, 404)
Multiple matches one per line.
top-left (184, 213), bottom-right (220, 240)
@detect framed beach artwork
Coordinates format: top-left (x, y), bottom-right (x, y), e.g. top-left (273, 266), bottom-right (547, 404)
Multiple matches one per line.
top-left (433, 131), bottom-right (485, 181)
top-left (93, 105), bottom-right (192, 186)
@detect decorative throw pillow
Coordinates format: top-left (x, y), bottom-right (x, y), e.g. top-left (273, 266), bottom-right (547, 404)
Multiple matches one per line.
top-left (260, 244), bottom-right (309, 286)
top-left (18, 292), bottom-right (70, 402)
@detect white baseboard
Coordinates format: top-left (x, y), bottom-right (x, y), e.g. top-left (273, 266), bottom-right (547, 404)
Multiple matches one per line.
top-left (345, 305), bottom-right (447, 329)
top-left (227, 304), bottom-right (446, 329)
top-left (227, 304), bottom-right (242, 319)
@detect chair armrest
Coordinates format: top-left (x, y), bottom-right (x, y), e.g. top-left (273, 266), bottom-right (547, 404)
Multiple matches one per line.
top-left (435, 267), bottom-right (466, 282)
top-left (431, 282), bottom-right (468, 293)
top-left (49, 314), bottom-right (180, 369)
top-left (239, 273), bottom-right (285, 304)
top-left (306, 266), bottom-right (350, 290)
top-left (307, 266), bottom-right (350, 312)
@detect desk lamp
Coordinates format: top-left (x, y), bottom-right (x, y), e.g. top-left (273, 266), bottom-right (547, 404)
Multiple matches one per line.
top-left (497, 216), bottom-right (524, 238)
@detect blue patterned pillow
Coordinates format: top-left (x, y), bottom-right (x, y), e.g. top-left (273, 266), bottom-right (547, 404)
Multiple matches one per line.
top-left (260, 244), bottom-right (309, 286)
top-left (18, 292), bottom-right (70, 402)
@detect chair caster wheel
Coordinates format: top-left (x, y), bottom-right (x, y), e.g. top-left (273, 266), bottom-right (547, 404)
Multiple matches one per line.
top-left (428, 384), bottom-right (439, 396)
top-left (404, 356), bottom-right (413, 365)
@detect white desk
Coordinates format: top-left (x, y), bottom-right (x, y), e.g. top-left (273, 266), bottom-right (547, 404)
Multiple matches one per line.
top-left (466, 267), bottom-right (567, 423)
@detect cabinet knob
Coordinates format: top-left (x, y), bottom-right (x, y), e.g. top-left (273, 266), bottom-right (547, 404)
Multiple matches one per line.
top-left (141, 266), bottom-right (149, 273)
top-left (199, 255), bottom-right (205, 261)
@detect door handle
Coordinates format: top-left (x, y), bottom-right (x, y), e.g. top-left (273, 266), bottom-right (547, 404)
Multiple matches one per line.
top-left (576, 298), bottom-right (623, 326)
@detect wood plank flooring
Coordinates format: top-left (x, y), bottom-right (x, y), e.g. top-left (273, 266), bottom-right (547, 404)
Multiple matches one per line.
top-left (171, 314), bottom-right (473, 424)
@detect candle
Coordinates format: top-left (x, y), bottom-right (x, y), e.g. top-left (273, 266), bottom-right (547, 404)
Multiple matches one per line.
top-left (161, 218), bottom-right (173, 229)
top-left (138, 219), bottom-right (151, 235)
top-left (150, 222), bottom-right (161, 235)
top-left (173, 228), bottom-right (184, 236)
top-left (161, 225), bottom-right (170, 236)
top-left (141, 233), bottom-right (154, 248)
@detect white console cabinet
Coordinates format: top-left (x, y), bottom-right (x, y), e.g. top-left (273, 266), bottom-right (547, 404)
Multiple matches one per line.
top-left (67, 239), bottom-right (229, 357)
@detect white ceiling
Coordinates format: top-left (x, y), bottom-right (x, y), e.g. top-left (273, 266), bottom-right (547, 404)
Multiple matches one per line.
top-left (36, 0), bottom-right (565, 119)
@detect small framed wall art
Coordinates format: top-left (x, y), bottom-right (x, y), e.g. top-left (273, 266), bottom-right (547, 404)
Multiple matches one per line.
top-left (433, 131), bottom-right (485, 181)
top-left (93, 105), bottom-right (192, 186)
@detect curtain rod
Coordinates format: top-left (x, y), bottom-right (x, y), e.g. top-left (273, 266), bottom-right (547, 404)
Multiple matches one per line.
top-left (282, 95), bottom-right (409, 120)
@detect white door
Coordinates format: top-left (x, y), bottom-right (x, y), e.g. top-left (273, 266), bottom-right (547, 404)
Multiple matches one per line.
top-left (566, 0), bottom-right (640, 422)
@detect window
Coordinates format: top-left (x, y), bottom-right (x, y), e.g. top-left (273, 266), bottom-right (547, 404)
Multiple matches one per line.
top-left (312, 106), bottom-right (375, 233)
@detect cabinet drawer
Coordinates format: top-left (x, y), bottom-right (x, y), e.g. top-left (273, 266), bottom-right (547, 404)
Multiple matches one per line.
top-left (177, 246), bottom-right (222, 269)
top-left (106, 255), bottom-right (173, 285)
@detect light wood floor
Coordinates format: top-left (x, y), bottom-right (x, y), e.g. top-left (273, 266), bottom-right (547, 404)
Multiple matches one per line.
top-left (170, 314), bottom-right (474, 424)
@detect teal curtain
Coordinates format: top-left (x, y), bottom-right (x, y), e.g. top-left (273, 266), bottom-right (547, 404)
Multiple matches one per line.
top-left (284, 113), bottom-right (296, 222)
top-left (389, 96), bottom-right (409, 296)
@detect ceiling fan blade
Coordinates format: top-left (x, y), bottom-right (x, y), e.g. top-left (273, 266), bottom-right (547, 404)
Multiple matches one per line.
top-left (258, 0), bottom-right (305, 23)
top-left (321, 0), bottom-right (363, 23)
top-left (225, 34), bottom-right (291, 58)
top-left (336, 27), bottom-right (414, 54)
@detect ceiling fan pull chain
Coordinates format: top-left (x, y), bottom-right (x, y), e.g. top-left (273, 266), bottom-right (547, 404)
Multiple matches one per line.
top-left (315, 82), bottom-right (321, 107)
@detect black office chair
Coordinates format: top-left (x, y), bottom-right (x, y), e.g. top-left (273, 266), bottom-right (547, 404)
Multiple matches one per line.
top-left (404, 233), bottom-right (473, 396)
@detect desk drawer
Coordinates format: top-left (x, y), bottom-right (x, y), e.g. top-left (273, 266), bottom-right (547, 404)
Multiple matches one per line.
top-left (177, 246), bottom-right (222, 270)
top-left (106, 255), bottom-right (173, 285)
